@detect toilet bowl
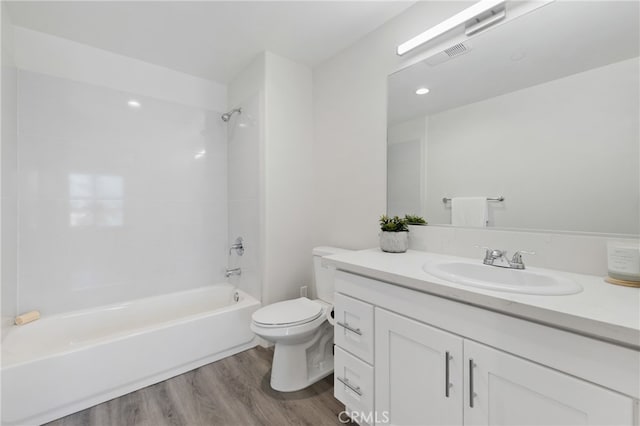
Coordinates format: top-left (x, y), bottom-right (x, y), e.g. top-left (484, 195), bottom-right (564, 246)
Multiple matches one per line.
top-left (250, 246), bottom-right (350, 392)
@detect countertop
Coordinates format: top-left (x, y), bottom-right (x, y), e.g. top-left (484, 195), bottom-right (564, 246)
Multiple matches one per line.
top-left (324, 249), bottom-right (640, 348)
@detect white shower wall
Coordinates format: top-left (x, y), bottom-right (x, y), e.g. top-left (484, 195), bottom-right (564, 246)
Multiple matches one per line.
top-left (227, 94), bottom-right (261, 301)
top-left (13, 29), bottom-right (229, 315)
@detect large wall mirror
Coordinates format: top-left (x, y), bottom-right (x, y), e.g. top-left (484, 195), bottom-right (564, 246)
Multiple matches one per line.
top-left (387, 1), bottom-right (639, 235)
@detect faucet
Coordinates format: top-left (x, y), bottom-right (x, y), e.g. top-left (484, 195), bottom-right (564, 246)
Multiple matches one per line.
top-left (480, 247), bottom-right (535, 270)
top-left (229, 237), bottom-right (244, 256)
top-left (225, 267), bottom-right (242, 278)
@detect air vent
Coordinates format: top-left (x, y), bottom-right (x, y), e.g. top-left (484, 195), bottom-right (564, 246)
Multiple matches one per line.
top-left (424, 42), bottom-right (473, 66)
top-left (444, 43), bottom-right (468, 57)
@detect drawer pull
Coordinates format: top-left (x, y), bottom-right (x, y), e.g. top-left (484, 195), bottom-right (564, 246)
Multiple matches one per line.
top-left (337, 376), bottom-right (363, 396)
top-left (336, 321), bottom-right (362, 336)
top-left (469, 359), bottom-right (477, 408)
top-left (445, 351), bottom-right (452, 397)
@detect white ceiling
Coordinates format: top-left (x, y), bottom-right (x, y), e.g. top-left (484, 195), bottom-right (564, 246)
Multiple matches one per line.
top-left (388, 1), bottom-right (640, 125)
top-left (6, 1), bottom-right (414, 83)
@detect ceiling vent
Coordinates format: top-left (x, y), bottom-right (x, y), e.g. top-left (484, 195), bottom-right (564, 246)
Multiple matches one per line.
top-left (444, 43), bottom-right (468, 57)
top-left (424, 42), bottom-right (473, 66)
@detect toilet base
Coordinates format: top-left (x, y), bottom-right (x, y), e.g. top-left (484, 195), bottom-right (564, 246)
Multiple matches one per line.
top-left (269, 321), bottom-right (334, 392)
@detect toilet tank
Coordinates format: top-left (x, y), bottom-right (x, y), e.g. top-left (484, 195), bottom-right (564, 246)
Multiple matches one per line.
top-left (313, 246), bottom-right (352, 303)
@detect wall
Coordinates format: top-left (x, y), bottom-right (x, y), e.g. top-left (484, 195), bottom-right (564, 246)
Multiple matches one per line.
top-left (424, 58), bottom-right (639, 234)
top-left (1, 5), bottom-right (18, 331)
top-left (263, 52), bottom-right (314, 303)
top-left (13, 27), bottom-right (225, 112)
top-left (13, 28), bottom-right (229, 315)
top-left (228, 52), bottom-right (314, 305)
top-left (312, 1), bottom-right (639, 275)
top-left (227, 54), bottom-right (265, 301)
top-left (312, 1), bottom-right (470, 250)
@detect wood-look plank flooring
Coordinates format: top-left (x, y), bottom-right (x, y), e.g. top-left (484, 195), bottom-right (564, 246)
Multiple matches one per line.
top-left (45, 346), bottom-right (352, 426)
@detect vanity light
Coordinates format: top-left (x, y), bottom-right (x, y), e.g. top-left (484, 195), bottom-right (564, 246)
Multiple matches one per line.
top-left (127, 99), bottom-right (141, 108)
top-left (397, 0), bottom-right (506, 56)
top-left (415, 87), bottom-right (430, 95)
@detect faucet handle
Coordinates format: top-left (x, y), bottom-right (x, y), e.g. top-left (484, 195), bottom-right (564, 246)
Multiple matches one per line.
top-left (511, 250), bottom-right (535, 264)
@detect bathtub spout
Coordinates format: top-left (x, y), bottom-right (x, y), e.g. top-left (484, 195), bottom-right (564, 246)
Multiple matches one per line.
top-left (225, 267), bottom-right (241, 278)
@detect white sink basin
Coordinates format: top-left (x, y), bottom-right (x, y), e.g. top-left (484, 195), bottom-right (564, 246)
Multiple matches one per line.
top-left (422, 260), bottom-right (583, 295)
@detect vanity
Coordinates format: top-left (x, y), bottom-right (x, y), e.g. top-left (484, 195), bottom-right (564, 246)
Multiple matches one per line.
top-left (326, 249), bottom-right (640, 426)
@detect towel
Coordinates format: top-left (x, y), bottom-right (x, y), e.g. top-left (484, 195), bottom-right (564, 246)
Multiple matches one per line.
top-left (451, 197), bottom-right (488, 227)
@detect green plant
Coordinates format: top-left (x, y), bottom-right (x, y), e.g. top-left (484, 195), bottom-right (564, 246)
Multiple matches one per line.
top-left (405, 214), bottom-right (427, 225)
top-left (379, 215), bottom-right (409, 232)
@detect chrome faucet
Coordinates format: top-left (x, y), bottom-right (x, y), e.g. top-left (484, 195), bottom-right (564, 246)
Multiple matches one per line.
top-left (225, 267), bottom-right (242, 278)
top-left (480, 247), bottom-right (535, 270)
top-left (229, 237), bottom-right (244, 256)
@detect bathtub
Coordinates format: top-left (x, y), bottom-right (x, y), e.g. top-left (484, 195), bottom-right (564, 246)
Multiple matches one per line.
top-left (1, 284), bottom-right (260, 426)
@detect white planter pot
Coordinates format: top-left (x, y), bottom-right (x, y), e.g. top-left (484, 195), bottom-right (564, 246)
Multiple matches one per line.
top-left (380, 231), bottom-right (409, 253)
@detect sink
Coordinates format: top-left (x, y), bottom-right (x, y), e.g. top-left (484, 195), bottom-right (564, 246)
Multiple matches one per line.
top-left (422, 260), bottom-right (583, 295)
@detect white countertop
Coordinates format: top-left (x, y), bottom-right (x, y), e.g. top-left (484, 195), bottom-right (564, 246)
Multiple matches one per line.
top-left (324, 249), bottom-right (640, 348)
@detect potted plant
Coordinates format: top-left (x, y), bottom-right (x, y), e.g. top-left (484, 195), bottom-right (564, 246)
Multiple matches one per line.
top-left (379, 215), bottom-right (409, 253)
top-left (405, 214), bottom-right (427, 226)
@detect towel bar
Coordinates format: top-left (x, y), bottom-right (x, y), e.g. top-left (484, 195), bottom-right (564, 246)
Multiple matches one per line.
top-left (442, 196), bottom-right (504, 203)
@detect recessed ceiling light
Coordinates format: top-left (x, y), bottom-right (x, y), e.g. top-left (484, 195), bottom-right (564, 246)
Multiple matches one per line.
top-left (415, 87), bottom-right (430, 95)
top-left (127, 99), bottom-right (141, 108)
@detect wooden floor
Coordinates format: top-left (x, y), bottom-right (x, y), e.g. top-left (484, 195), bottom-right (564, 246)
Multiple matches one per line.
top-left (46, 346), bottom-right (351, 426)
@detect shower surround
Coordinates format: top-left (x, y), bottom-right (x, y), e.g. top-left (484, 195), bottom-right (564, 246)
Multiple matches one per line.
top-left (17, 70), bottom-right (229, 314)
top-left (2, 28), bottom-right (263, 424)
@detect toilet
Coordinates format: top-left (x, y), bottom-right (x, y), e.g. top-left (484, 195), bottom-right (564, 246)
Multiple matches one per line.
top-left (250, 246), bottom-right (350, 392)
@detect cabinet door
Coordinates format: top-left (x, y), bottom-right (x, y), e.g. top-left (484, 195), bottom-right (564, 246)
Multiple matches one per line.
top-left (464, 340), bottom-right (635, 426)
top-left (375, 308), bottom-right (464, 426)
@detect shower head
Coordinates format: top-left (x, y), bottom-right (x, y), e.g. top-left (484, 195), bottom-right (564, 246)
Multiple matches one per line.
top-left (221, 108), bottom-right (242, 122)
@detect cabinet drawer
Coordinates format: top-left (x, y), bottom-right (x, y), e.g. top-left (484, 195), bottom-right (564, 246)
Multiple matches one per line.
top-left (334, 346), bottom-right (374, 418)
top-left (334, 293), bottom-right (374, 363)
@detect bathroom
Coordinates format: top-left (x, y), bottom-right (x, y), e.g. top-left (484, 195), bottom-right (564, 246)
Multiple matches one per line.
top-left (1, 0), bottom-right (638, 425)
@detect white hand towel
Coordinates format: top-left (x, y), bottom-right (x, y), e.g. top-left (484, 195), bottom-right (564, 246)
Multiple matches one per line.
top-left (451, 197), bottom-right (488, 227)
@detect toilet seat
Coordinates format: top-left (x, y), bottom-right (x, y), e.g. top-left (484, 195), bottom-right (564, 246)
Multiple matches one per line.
top-left (252, 297), bottom-right (323, 328)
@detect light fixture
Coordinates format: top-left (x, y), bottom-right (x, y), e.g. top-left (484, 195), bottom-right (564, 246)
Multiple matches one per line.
top-left (397, 0), bottom-right (506, 56)
top-left (415, 87), bottom-right (430, 95)
top-left (127, 99), bottom-right (141, 108)
top-left (194, 150), bottom-right (206, 160)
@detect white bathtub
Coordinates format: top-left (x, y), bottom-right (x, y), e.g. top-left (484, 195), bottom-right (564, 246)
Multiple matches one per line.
top-left (1, 283), bottom-right (260, 426)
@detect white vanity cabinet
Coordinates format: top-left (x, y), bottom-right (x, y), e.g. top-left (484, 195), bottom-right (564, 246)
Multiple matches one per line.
top-left (332, 270), bottom-right (639, 426)
top-left (463, 340), bottom-right (635, 426)
top-left (375, 308), bottom-right (463, 425)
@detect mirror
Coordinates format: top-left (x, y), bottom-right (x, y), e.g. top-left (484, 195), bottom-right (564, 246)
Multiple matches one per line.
top-left (387, 1), bottom-right (639, 235)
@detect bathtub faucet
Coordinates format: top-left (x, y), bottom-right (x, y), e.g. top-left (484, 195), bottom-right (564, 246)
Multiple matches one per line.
top-left (229, 237), bottom-right (244, 256)
top-left (225, 267), bottom-right (242, 278)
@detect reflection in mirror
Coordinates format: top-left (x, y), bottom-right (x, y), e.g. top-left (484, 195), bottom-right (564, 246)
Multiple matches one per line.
top-left (387, 1), bottom-right (639, 235)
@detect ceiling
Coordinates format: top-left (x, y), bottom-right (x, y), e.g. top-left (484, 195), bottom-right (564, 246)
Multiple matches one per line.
top-left (388, 0), bottom-right (640, 125)
top-left (6, 1), bottom-right (414, 83)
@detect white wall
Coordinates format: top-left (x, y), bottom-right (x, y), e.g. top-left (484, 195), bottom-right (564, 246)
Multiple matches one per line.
top-left (13, 28), bottom-right (229, 315)
top-left (263, 52), bottom-right (313, 304)
top-left (312, 2), bottom-right (470, 250)
top-left (424, 58), bottom-right (639, 234)
top-left (1, 5), bottom-right (18, 330)
top-left (227, 54), bottom-right (265, 301)
top-left (13, 27), bottom-right (225, 112)
top-left (229, 52), bottom-right (314, 305)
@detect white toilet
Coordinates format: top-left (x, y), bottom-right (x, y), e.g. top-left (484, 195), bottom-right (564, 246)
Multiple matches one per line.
top-left (250, 246), bottom-right (350, 392)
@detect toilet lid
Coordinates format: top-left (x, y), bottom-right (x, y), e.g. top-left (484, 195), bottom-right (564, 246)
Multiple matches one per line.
top-left (252, 298), bottom-right (323, 326)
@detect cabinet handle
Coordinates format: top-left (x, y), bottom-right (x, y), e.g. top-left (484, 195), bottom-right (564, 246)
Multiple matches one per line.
top-left (336, 321), bottom-right (362, 336)
top-left (337, 376), bottom-right (363, 396)
top-left (445, 351), bottom-right (452, 397)
top-left (469, 359), bottom-right (477, 408)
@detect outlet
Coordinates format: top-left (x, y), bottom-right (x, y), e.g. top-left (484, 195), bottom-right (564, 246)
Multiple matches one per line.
top-left (300, 286), bottom-right (308, 297)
